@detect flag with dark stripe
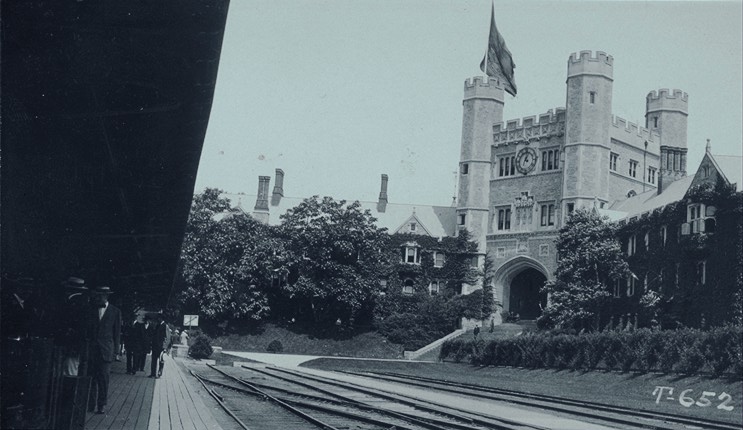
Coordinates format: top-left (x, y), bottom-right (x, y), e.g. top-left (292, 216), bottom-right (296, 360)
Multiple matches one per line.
top-left (479, 3), bottom-right (517, 96)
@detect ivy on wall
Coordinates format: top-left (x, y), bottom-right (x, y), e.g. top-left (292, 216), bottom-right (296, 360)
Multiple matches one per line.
top-left (616, 179), bottom-right (741, 328)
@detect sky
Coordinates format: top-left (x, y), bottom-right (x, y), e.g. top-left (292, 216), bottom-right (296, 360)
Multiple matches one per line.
top-left (194, 0), bottom-right (742, 207)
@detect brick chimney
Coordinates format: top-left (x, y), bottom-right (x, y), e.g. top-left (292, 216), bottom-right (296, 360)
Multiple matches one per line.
top-left (377, 174), bottom-right (389, 213)
top-left (253, 176), bottom-right (270, 223)
top-left (271, 168), bottom-right (284, 206)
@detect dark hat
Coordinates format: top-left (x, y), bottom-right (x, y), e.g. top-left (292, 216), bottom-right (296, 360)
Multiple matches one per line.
top-left (92, 286), bottom-right (113, 295)
top-left (62, 277), bottom-right (87, 291)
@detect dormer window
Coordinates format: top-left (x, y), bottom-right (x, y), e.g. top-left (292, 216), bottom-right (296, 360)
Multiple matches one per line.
top-left (684, 203), bottom-right (715, 234)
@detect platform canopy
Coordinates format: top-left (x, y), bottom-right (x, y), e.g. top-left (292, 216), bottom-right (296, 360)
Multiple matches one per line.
top-left (1, 1), bottom-right (230, 311)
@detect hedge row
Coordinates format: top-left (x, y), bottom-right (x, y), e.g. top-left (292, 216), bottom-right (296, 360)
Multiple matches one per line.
top-left (439, 326), bottom-right (743, 377)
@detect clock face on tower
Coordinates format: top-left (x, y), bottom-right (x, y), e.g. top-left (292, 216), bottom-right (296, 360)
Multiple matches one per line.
top-left (516, 147), bottom-right (538, 174)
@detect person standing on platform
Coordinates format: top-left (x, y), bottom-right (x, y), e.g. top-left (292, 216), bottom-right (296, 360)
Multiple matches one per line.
top-left (127, 314), bottom-right (147, 374)
top-left (149, 313), bottom-right (170, 378)
top-left (88, 286), bottom-right (121, 415)
top-left (59, 277), bottom-right (90, 376)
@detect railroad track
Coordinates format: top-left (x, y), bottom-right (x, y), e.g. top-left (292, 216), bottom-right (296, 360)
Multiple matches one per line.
top-left (339, 369), bottom-right (741, 430)
top-left (193, 363), bottom-right (553, 430)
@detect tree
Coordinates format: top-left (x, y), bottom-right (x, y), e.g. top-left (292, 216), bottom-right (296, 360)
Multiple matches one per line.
top-left (178, 188), bottom-right (275, 321)
top-left (277, 196), bottom-right (391, 328)
top-left (540, 209), bottom-right (631, 331)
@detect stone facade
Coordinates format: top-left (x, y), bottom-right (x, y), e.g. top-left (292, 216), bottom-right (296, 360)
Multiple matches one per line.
top-left (457, 51), bottom-right (690, 323)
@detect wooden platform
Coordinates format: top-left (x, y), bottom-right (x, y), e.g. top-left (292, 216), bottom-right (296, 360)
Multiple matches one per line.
top-left (84, 354), bottom-right (222, 430)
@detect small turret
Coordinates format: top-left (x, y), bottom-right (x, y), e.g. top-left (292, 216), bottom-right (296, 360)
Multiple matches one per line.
top-left (647, 89), bottom-right (689, 194)
top-left (562, 51), bottom-right (614, 213)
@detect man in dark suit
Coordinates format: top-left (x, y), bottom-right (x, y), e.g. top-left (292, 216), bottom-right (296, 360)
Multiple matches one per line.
top-left (149, 313), bottom-right (170, 378)
top-left (88, 286), bottom-right (121, 415)
top-left (125, 314), bottom-right (147, 374)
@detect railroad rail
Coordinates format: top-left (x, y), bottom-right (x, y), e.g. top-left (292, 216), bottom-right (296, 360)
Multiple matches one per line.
top-left (191, 363), bottom-right (556, 430)
top-left (341, 369), bottom-right (741, 430)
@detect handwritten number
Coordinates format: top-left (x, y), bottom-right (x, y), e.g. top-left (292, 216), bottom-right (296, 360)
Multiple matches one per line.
top-left (717, 392), bottom-right (734, 411)
top-left (679, 389), bottom-right (695, 407)
top-left (696, 391), bottom-right (715, 407)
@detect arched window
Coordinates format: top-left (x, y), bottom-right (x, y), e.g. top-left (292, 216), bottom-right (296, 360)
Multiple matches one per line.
top-left (627, 190), bottom-right (637, 198)
top-left (402, 279), bottom-right (415, 295)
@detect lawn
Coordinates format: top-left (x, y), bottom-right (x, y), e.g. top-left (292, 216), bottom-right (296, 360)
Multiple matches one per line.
top-left (302, 358), bottom-right (743, 425)
top-left (209, 323), bottom-right (406, 359)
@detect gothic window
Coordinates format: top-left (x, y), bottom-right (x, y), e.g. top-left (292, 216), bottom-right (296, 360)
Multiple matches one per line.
top-left (541, 149), bottom-right (560, 171)
top-left (402, 279), bottom-right (415, 295)
top-left (402, 245), bottom-right (421, 264)
top-left (629, 160), bottom-right (638, 178)
top-left (410, 222), bottom-right (416, 231)
top-left (644, 232), bottom-right (650, 250)
top-left (627, 234), bottom-right (637, 256)
top-left (688, 203), bottom-right (704, 233)
top-left (702, 166), bottom-right (710, 178)
top-left (498, 155), bottom-right (517, 177)
top-left (627, 277), bottom-right (636, 296)
top-left (433, 251), bottom-right (445, 268)
top-left (660, 225), bottom-right (667, 246)
top-left (697, 261), bottom-right (706, 285)
top-left (613, 279), bottom-right (621, 298)
top-left (647, 167), bottom-right (656, 184)
top-left (610, 153), bottom-right (619, 171)
top-left (429, 280), bottom-right (442, 295)
top-left (497, 207), bottom-right (511, 231)
top-left (540, 204), bottom-right (555, 226)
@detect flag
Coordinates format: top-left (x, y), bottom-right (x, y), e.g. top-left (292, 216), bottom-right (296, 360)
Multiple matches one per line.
top-left (480, 3), bottom-right (517, 96)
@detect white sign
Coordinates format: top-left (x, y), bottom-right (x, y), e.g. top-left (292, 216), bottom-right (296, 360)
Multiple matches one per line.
top-left (183, 315), bottom-right (199, 327)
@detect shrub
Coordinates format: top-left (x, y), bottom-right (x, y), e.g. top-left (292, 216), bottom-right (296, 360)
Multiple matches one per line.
top-left (188, 335), bottom-right (213, 359)
top-left (677, 339), bottom-right (706, 375)
top-left (266, 339), bottom-right (283, 353)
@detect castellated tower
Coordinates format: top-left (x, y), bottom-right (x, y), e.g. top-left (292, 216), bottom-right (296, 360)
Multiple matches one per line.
top-left (646, 89), bottom-right (688, 193)
top-left (562, 51), bottom-right (613, 211)
top-left (457, 76), bottom-right (504, 291)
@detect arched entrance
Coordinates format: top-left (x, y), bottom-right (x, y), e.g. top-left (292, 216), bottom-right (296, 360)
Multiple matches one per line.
top-left (493, 255), bottom-right (550, 321)
top-left (510, 268), bottom-right (547, 319)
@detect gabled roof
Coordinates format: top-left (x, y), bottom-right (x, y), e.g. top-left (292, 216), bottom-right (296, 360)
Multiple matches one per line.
top-left (608, 175), bottom-right (694, 219)
top-left (220, 193), bottom-right (457, 237)
top-left (710, 154), bottom-right (742, 192)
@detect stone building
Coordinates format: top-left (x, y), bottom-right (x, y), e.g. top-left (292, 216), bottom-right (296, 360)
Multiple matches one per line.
top-left (232, 49), bottom-right (737, 327)
top-left (457, 50), bottom-right (693, 323)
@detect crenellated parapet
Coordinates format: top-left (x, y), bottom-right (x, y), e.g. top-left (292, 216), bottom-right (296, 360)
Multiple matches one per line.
top-left (567, 50), bottom-right (613, 80)
top-left (493, 108), bottom-right (565, 145)
top-left (463, 76), bottom-right (505, 102)
top-left (647, 88), bottom-right (688, 115)
top-left (611, 115), bottom-right (661, 145)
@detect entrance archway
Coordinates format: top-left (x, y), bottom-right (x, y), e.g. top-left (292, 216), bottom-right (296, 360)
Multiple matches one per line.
top-left (510, 268), bottom-right (547, 319)
top-left (493, 255), bottom-right (551, 321)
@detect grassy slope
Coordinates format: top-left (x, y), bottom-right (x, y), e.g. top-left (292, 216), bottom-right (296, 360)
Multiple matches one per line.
top-left (210, 323), bottom-right (405, 359)
top-left (302, 358), bottom-right (743, 425)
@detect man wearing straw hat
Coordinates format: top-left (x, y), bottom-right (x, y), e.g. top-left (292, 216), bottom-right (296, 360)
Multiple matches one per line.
top-left (60, 277), bottom-right (90, 376)
top-left (87, 285), bottom-right (121, 415)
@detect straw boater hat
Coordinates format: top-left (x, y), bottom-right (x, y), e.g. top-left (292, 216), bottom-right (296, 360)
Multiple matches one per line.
top-left (92, 286), bottom-right (113, 295)
top-left (62, 276), bottom-right (88, 290)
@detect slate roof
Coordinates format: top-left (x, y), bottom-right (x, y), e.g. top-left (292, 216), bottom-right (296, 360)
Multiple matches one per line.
top-left (608, 175), bottom-right (694, 218)
top-left (221, 193), bottom-right (457, 237)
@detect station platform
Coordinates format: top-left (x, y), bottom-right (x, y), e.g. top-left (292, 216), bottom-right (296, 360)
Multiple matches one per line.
top-left (83, 353), bottom-right (222, 430)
